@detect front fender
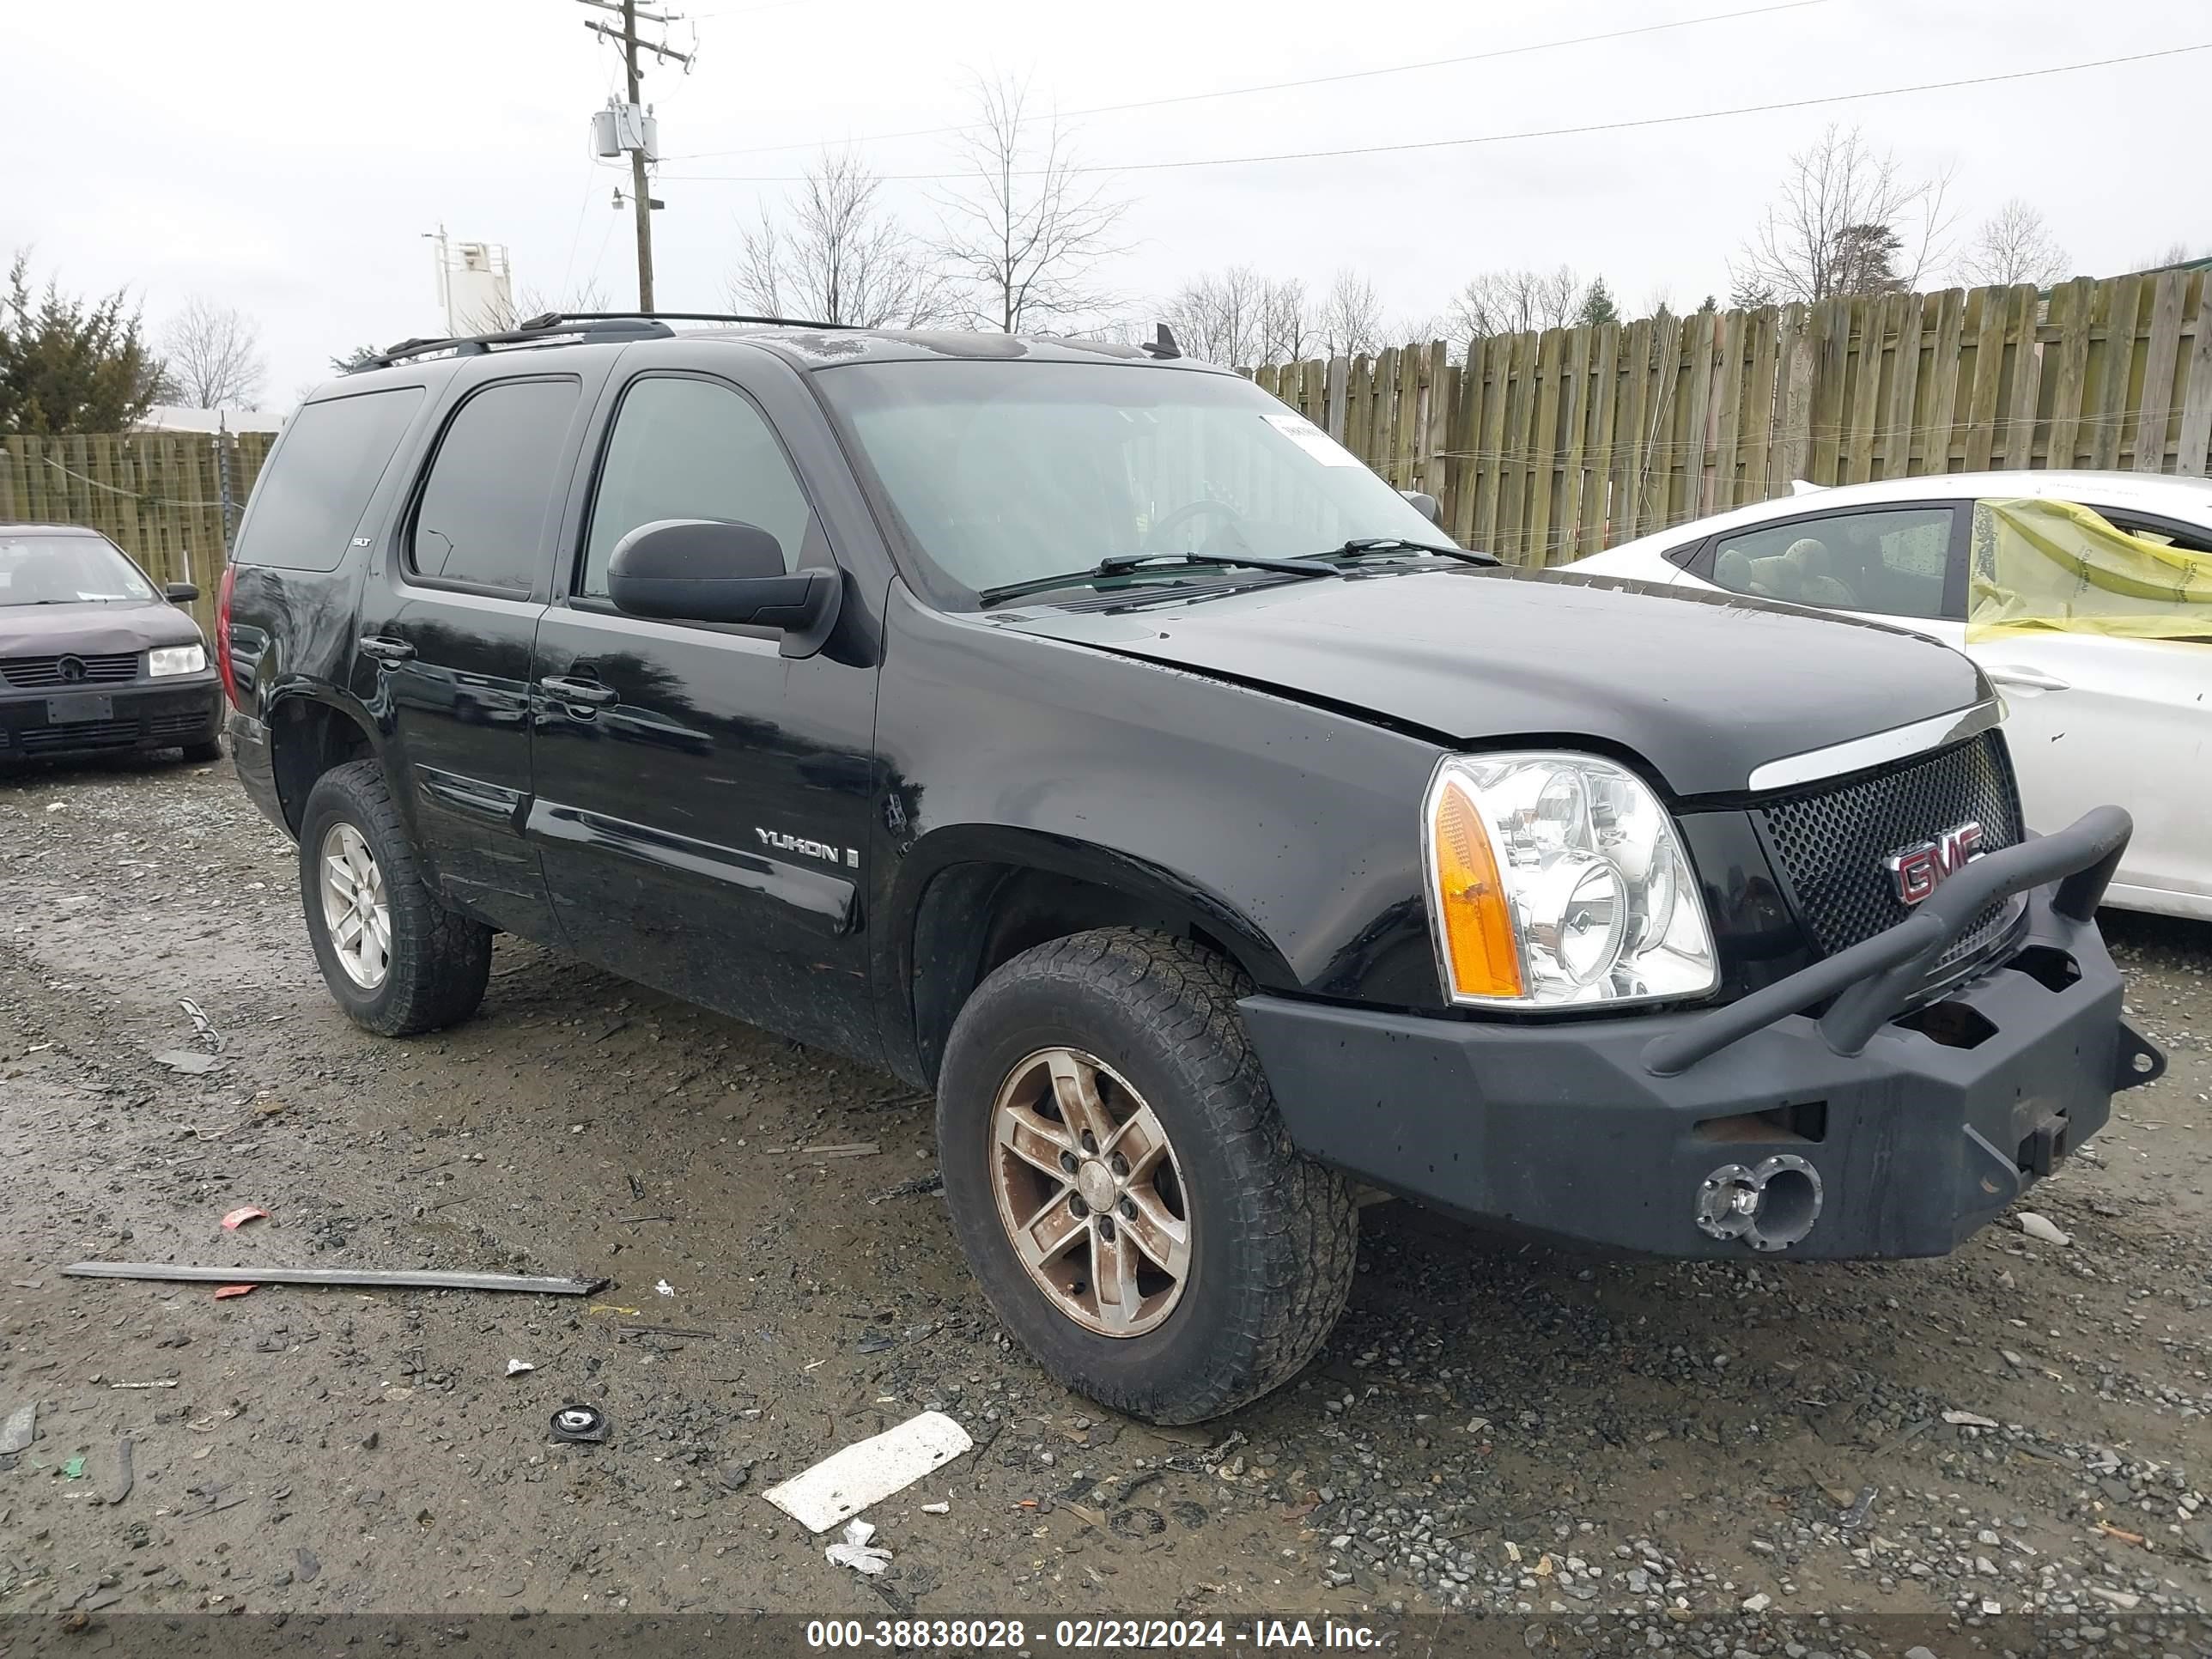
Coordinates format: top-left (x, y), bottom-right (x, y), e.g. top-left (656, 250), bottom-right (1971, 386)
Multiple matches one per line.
top-left (870, 586), bottom-right (1449, 1078)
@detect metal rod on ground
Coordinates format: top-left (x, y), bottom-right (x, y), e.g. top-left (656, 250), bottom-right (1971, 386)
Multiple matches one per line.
top-left (64, 1262), bottom-right (609, 1296)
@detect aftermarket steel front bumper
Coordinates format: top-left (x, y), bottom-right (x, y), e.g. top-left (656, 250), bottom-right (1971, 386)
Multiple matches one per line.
top-left (1242, 808), bottom-right (2164, 1260)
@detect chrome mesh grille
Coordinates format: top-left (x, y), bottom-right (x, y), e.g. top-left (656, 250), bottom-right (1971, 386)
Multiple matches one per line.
top-left (1758, 730), bottom-right (2024, 968)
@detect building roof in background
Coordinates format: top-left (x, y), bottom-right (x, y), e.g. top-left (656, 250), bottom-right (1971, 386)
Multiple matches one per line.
top-left (135, 405), bottom-right (287, 434)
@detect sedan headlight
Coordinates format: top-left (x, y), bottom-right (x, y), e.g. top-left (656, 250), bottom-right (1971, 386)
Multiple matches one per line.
top-left (1423, 751), bottom-right (1717, 1007)
top-left (148, 644), bottom-right (207, 677)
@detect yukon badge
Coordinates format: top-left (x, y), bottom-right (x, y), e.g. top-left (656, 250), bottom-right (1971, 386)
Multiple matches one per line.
top-left (756, 828), bottom-right (860, 868)
top-left (1884, 821), bottom-right (1984, 906)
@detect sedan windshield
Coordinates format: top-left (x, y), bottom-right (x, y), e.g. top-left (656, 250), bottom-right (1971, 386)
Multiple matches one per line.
top-left (0, 532), bottom-right (158, 606)
top-left (817, 360), bottom-right (1452, 603)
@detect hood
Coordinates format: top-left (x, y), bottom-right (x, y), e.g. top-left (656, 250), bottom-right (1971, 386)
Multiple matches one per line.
top-left (995, 565), bottom-right (1988, 798)
top-left (0, 599), bottom-right (204, 659)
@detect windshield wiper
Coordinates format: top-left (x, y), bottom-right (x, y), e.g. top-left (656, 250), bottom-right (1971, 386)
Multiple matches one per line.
top-left (976, 551), bottom-right (1338, 608)
top-left (1323, 537), bottom-right (1498, 566)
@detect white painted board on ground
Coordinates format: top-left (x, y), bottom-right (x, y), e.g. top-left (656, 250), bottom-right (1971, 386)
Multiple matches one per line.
top-left (763, 1410), bottom-right (973, 1533)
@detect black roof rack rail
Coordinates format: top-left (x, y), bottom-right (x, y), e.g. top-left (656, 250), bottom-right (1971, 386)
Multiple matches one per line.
top-left (517, 310), bottom-right (864, 332)
top-left (349, 310), bottom-right (868, 374)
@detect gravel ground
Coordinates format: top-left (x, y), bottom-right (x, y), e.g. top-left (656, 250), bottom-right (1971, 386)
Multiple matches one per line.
top-left (2, 755), bottom-right (2209, 1648)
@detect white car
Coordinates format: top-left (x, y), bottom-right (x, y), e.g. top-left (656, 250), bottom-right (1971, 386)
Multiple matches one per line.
top-left (1569, 471), bottom-right (2212, 921)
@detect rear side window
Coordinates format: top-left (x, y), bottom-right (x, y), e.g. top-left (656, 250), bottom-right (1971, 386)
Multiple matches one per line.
top-left (408, 378), bottom-right (579, 591)
top-left (231, 387), bottom-right (423, 572)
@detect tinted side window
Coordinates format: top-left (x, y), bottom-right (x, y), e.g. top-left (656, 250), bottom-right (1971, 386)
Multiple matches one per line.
top-left (409, 379), bottom-right (580, 590)
top-left (1709, 506), bottom-right (1956, 621)
top-left (233, 388), bottom-right (424, 572)
top-left (579, 376), bottom-right (813, 599)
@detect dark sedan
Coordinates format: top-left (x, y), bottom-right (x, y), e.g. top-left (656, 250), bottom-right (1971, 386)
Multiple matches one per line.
top-left (0, 524), bottom-right (224, 764)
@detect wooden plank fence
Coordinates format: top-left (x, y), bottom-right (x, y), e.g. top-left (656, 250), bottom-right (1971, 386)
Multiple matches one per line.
top-left (0, 429), bottom-right (273, 636)
top-left (1254, 271), bottom-right (2212, 567)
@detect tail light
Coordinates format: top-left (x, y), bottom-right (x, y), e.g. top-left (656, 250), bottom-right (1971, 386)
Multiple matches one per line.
top-left (216, 562), bottom-right (240, 708)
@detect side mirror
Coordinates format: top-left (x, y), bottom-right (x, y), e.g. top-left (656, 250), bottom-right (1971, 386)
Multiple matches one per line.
top-left (1400, 490), bottom-right (1442, 527)
top-left (607, 519), bottom-right (843, 655)
top-left (165, 581), bottom-right (200, 604)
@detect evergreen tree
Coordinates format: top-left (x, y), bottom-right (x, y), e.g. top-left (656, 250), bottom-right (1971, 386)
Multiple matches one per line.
top-left (0, 252), bottom-right (164, 434)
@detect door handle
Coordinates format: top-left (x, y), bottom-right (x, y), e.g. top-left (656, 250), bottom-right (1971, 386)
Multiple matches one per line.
top-left (538, 674), bottom-right (617, 708)
top-left (1984, 664), bottom-right (2070, 692)
top-left (358, 635), bottom-right (416, 666)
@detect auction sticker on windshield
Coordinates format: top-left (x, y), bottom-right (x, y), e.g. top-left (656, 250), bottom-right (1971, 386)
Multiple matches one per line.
top-left (1261, 412), bottom-right (1360, 465)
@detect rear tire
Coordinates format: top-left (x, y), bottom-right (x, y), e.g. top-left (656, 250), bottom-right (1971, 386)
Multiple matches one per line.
top-left (938, 928), bottom-right (1358, 1424)
top-left (298, 758), bottom-right (491, 1036)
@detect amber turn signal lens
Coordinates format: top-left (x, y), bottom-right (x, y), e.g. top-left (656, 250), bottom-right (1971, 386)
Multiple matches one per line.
top-left (1431, 776), bottom-right (1523, 1000)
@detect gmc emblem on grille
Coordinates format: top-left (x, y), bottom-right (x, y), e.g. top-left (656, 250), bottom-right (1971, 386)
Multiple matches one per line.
top-left (1885, 821), bottom-right (1984, 906)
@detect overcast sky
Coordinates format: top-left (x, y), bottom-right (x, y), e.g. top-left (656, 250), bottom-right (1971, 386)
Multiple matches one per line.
top-left (8, 0), bottom-right (2208, 404)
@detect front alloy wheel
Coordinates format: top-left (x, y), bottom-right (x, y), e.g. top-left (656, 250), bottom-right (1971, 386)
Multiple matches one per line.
top-left (937, 928), bottom-right (1358, 1424)
top-left (990, 1048), bottom-right (1191, 1337)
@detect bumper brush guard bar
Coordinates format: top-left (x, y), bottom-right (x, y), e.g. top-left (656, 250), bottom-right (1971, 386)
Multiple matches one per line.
top-left (1642, 805), bottom-right (2163, 1079)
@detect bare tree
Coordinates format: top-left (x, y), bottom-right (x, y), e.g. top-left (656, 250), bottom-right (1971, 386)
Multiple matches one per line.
top-left (1160, 267), bottom-right (1313, 366)
top-left (1729, 125), bottom-right (1954, 303)
top-left (1317, 268), bottom-right (1388, 358)
top-left (1955, 198), bottom-right (2069, 289)
top-left (937, 74), bottom-right (1127, 332)
top-left (1446, 265), bottom-right (1584, 340)
top-left (2134, 239), bottom-right (2210, 273)
top-left (729, 149), bottom-right (954, 328)
top-left (158, 297), bottom-right (267, 408)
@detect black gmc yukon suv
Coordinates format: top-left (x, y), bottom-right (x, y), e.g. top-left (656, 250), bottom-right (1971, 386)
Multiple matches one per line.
top-left (221, 314), bottom-right (2163, 1424)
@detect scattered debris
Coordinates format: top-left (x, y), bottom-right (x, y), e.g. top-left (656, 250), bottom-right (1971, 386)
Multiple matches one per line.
top-left (786, 1141), bottom-right (878, 1159)
top-left (65, 1261), bottom-right (608, 1296)
top-left (179, 997), bottom-right (220, 1049)
top-left (1837, 1485), bottom-right (1877, 1529)
top-left (213, 1285), bottom-right (255, 1300)
top-left (868, 1173), bottom-right (945, 1206)
top-left (2097, 1520), bottom-right (2149, 1547)
top-left (106, 1380), bottom-right (178, 1391)
top-left (2014, 1211), bottom-right (2072, 1246)
top-left (505, 1358), bottom-right (535, 1377)
top-left (764, 1410), bottom-right (975, 1534)
top-left (824, 1518), bottom-right (893, 1576)
top-left (550, 1405), bottom-right (609, 1445)
top-left (655, 1279), bottom-right (675, 1297)
top-left (100, 1437), bottom-right (134, 1505)
top-left (921, 1501), bottom-right (950, 1515)
top-left (618, 1323), bottom-right (714, 1340)
top-left (62, 1455), bottom-right (86, 1480)
top-left (1942, 1409), bottom-right (2000, 1429)
top-left (0, 1402), bottom-right (34, 1455)
top-left (153, 1049), bottom-right (219, 1075)
top-left (588, 1304), bottom-right (643, 1317)
top-left (219, 1206), bottom-right (269, 1231)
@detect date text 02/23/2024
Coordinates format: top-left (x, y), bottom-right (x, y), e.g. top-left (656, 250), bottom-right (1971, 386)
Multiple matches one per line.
top-left (803, 1619), bottom-right (1380, 1650)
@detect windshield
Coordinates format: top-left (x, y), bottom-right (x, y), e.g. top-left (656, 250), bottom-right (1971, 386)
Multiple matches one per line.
top-left (0, 532), bottom-right (159, 606)
top-left (817, 361), bottom-right (1450, 602)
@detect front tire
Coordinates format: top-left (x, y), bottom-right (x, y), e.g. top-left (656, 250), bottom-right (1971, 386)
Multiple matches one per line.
top-left (298, 759), bottom-right (491, 1036)
top-left (938, 928), bottom-right (1358, 1424)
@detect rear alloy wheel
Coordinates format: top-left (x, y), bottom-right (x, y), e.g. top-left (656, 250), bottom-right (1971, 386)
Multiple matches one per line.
top-left (939, 927), bottom-right (1358, 1424)
top-left (298, 759), bottom-right (491, 1036)
top-left (318, 822), bottom-right (392, 991)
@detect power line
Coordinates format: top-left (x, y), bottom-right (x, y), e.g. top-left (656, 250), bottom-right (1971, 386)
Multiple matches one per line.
top-left (664, 0), bottom-right (1832, 163)
top-left (659, 42), bottom-right (2212, 184)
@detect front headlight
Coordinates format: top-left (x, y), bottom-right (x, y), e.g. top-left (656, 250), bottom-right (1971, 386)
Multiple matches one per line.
top-left (148, 644), bottom-right (206, 678)
top-left (1423, 750), bottom-right (1717, 1007)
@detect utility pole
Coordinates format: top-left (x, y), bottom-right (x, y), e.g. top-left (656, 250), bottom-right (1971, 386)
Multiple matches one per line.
top-left (580, 0), bottom-right (690, 311)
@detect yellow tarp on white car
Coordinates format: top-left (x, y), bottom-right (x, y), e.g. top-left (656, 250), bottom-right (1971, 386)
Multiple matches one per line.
top-left (1969, 497), bottom-right (2212, 642)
